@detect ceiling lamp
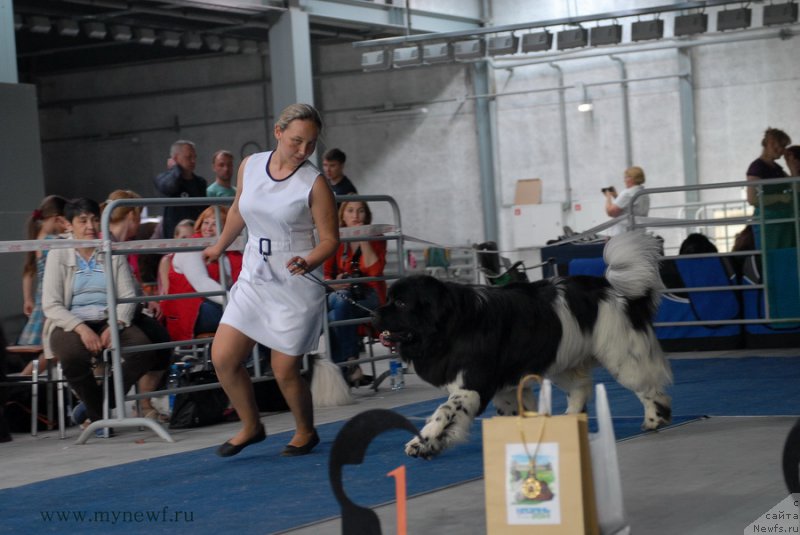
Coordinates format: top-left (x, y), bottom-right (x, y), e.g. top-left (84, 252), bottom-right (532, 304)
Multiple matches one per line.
top-left (56, 19), bottom-right (80, 37)
top-left (393, 45), bottom-right (421, 67)
top-left (110, 25), bottom-right (132, 42)
top-left (556, 27), bottom-right (588, 50)
top-left (631, 19), bottom-right (664, 41)
top-left (674, 13), bottom-right (708, 36)
top-left (717, 7), bottom-right (751, 31)
top-left (453, 39), bottom-right (485, 60)
top-left (763, 2), bottom-right (798, 26)
top-left (422, 43), bottom-right (452, 64)
top-left (83, 21), bottom-right (107, 40)
top-left (361, 50), bottom-right (390, 71)
top-left (182, 32), bottom-right (203, 50)
top-left (134, 28), bottom-right (157, 45)
top-left (159, 31), bottom-right (181, 47)
top-left (240, 40), bottom-right (258, 54)
top-left (204, 35), bottom-right (222, 51)
top-left (14, 14), bottom-right (23, 31)
top-left (487, 34), bottom-right (519, 56)
top-left (27, 16), bottom-right (52, 34)
top-left (590, 24), bottom-right (622, 46)
top-left (521, 31), bottom-right (552, 52)
top-left (222, 38), bottom-right (240, 53)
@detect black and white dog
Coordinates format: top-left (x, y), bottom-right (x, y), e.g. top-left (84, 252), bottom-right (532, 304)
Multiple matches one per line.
top-left (374, 231), bottom-right (672, 459)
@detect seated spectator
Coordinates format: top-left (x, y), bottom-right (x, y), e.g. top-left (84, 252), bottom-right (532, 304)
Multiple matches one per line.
top-left (158, 219), bottom-right (195, 296)
top-left (42, 198), bottom-right (165, 425)
top-left (102, 190), bottom-right (173, 422)
top-left (18, 195), bottom-right (68, 375)
top-left (206, 150), bottom-right (236, 197)
top-left (153, 140), bottom-right (207, 240)
top-left (161, 207), bottom-right (242, 341)
top-left (323, 199), bottom-right (386, 386)
top-left (322, 148), bottom-right (357, 198)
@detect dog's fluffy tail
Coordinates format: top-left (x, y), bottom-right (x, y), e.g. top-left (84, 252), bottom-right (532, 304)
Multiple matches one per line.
top-left (604, 230), bottom-right (663, 308)
top-left (310, 355), bottom-right (354, 408)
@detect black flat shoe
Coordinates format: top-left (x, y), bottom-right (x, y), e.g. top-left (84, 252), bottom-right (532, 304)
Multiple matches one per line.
top-left (280, 430), bottom-right (320, 457)
top-left (216, 424), bottom-right (267, 458)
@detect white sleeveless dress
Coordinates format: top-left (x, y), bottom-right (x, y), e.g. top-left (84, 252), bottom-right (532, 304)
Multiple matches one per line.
top-left (220, 151), bottom-right (325, 355)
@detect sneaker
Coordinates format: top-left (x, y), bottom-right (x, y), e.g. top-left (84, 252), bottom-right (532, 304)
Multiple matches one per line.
top-left (95, 427), bottom-right (114, 438)
top-left (71, 402), bottom-right (87, 427)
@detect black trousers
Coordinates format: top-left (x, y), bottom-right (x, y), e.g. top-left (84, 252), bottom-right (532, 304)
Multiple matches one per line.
top-left (51, 322), bottom-right (164, 422)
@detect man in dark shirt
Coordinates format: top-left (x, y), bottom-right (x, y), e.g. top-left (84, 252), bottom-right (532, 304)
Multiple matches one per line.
top-left (153, 140), bottom-right (207, 239)
top-left (322, 148), bottom-right (357, 198)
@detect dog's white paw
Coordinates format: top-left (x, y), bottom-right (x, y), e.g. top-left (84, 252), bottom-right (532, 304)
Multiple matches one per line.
top-left (404, 435), bottom-right (442, 460)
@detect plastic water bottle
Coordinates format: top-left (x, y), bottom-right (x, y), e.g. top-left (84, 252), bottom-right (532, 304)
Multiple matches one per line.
top-left (390, 359), bottom-right (405, 390)
top-left (167, 363), bottom-right (181, 413)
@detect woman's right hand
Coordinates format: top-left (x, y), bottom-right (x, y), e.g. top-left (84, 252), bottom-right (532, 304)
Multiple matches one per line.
top-left (75, 324), bottom-right (103, 354)
top-left (23, 299), bottom-right (34, 317)
top-left (202, 244), bottom-right (222, 264)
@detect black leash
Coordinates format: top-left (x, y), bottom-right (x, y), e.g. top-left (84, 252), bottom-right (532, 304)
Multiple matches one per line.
top-left (298, 269), bottom-right (377, 316)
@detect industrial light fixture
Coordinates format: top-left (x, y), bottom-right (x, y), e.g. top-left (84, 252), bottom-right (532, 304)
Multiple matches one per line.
top-left (487, 34), bottom-right (519, 55)
top-left (556, 27), bottom-right (588, 50)
top-left (56, 19), bottom-right (80, 37)
top-left (422, 43), bottom-right (452, 64)
top-left (83, 21), bottom-right (107, 40)
top-left (576, 82), bottom-right (593, 113)
top-left (717, 7), bottom-right (751, 31)
top-left (763, 2), bottom-right (798, 26)
top-left (159, 30), bottom-right (181, 47)
top-left (134, 28), bottom-right (157, 45)
top-left (14, 14), bottom-right (23, 31)
top-left (521, 31), bottom-right (553, 52)
top-left (27, 16), bottom-right (52, 34)
top-left (453, 39), bottom-right (485, 60)
top-left (240, 40), bottom-right (258, 54)
top-left (590, 24), bottom-right (622, 46)
top-left (222, 38), bottom-right (240, 53)
top-left (674, 13), bottom-right (708, 36)
top-left (361, 50), bottom-right (390, 71)
top-left (204, 35), bottom-right (222, 51)
top-left (631, 19), bottom-right (663, 41)
top-left (110, 25), bottom-right (132, 42)
top-left (393, 45), bottom-right (422, 67)
top-left (182, 32), bottom-right (203, 50)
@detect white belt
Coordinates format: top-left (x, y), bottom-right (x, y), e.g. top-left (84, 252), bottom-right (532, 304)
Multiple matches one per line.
top-left (247, 231), bottom-right (315, 284)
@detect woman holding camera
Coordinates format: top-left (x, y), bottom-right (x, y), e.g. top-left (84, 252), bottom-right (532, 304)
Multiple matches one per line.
top-left (603, 166), bottom-right (649, 236)
top-left (323, 199), bottom-right (386, 386)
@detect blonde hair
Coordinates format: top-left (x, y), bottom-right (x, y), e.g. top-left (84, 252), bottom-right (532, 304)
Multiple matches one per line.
top-left (194, 206), bottom-right (229, 234)
top-left (174, 219), bottom-right (195, 238)
top-left (101, 189), bottom-right (142, 224)
top-left (275, 103), bottom-right (322, 132)
top-left (625, 166), bottom-right (646, 185)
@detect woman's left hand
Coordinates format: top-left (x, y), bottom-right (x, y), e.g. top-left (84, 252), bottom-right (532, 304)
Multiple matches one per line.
top-left (287, 256), bottom-right (309, 276)
top-left (147, 301), bottom-right (163, 321)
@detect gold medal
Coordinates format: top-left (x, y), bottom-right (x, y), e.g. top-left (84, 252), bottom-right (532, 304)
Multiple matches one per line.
top-left (522, 475), bottom-right (543, 500)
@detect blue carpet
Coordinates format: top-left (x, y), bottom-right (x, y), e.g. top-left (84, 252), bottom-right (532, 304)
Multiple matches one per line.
top-left (1, 356), bottom-right (799, 534)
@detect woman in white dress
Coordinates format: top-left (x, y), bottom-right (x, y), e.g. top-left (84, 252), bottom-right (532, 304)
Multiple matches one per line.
top-left (203, 104), bottom-right (339, 457)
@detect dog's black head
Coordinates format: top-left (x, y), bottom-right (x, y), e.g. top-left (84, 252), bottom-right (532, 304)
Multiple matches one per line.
top-left (374, 275), bottom-right (452, 350)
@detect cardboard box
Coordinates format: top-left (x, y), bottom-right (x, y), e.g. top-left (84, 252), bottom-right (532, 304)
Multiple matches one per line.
top-left (514, 178), bottom-right (542, 205)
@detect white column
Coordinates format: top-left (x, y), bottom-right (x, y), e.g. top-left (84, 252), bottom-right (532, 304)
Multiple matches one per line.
top-left (268, 7), bottom-right (314, 119)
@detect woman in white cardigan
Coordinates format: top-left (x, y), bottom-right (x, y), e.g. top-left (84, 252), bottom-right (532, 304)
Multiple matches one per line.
top-left (42, 198), bottom-right (162, 424)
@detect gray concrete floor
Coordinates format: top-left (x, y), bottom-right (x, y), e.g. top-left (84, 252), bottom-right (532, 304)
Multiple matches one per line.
top-left (2, 349), bottom-right (798, 535)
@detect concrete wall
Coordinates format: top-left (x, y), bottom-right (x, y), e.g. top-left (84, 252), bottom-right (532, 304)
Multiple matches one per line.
top-left (25, 1), bottom-right (800, 254)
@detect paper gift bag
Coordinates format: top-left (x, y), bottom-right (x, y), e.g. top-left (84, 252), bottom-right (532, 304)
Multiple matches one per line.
top-left (483, 375), bottom-right (599, 535)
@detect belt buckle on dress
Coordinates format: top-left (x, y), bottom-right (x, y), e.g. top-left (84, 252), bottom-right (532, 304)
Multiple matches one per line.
top-left (259, 238), bottom-right (271, 261)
